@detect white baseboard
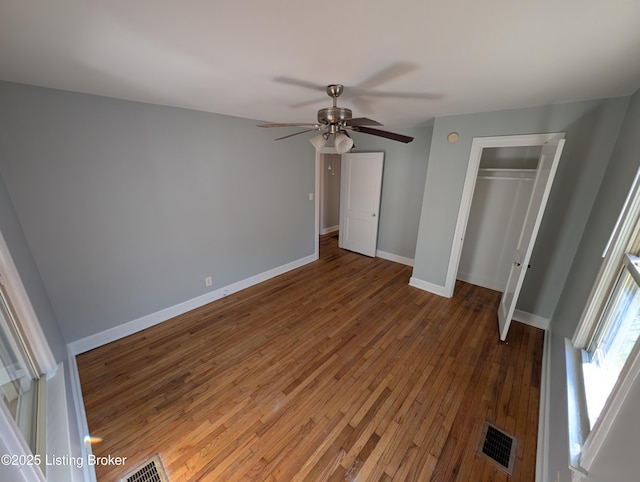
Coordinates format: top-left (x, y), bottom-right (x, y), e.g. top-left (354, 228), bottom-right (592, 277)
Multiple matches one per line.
top-left (46, 363), bottom-right (78, 482)
top-left (536, 330), bottom-right (552, 482)
top-left (320, 225), bottom-right (339, 235)
top-left (513, 309), bottom-right (551, 331)
top-left (408, 276), bottom-right (451, 298)
top-left (377, 250), bottom-right (414, 267)
top-left (68, 254), bottom-right (317, 355)
top-left (407, 281), bottom-right (552, 330)
top-left (66, 347), bottom-right (97, 482)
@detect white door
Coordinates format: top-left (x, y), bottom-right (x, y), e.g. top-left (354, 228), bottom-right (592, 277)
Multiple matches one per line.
top-left (497, 134), bottom-right (566, 340)
top-left (339, 152), bottom-right (384, 257)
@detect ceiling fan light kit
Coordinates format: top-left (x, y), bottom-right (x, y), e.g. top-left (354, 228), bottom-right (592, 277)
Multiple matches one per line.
top-left (310, 134), bottom-right (326, 151)
top-left (258, 84), bottom-right (414, 151)
top-left (334, 132), bottom-right (354, 154)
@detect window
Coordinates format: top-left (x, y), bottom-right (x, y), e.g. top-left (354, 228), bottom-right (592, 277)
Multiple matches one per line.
top-left (0, 230), bottom-right (56, 481)
top-left (567, 166), bottom-right (640, 475)
top-left (0, 283), bottom-right (42, 452)
top-left (582, 254), bottom-right (640, 428)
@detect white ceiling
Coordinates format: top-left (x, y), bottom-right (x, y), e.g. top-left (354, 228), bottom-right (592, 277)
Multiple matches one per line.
top-left (1, 0), bottom-right (639, 127)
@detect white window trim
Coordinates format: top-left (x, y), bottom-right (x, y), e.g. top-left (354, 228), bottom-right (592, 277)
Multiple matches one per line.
top-left (567, 166), bottom-right (640, 479)
top-left (0, 231), bottom-right (56, 376)
top-left (572, 169), bottom-right (640, 347)
top-left (0, 229), bottom-right (57, 479)
top-left (0, 401), bottom-right (45, 482)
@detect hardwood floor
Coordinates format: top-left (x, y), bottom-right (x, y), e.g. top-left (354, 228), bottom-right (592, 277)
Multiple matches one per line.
top-left (77, 234), bottom-right (544, 481)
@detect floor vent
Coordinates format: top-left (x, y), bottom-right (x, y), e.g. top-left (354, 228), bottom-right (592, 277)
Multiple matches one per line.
top-left (478, 421), bottom-right (517, 475)
top-left (121, 454), bottom-right (169, 482)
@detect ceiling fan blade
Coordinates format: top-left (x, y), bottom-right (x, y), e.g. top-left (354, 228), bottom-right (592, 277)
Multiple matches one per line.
top-left (358, 91), bottom-right (443, 100)
top-left (351, 96), bottom-right (378, 115)
top-left (258, 123), bottom-right (322, 128)
top-left (273, 77), bottom-right (326, 92)
top-left (352, 126), bottom-right (414, 143)
top-left (290, 97), bottom-right (329, 108)
top-left (274, 128), bottom-right (323, 140)
top-left (356, 62), bottom-right (418, 90)
top-left (343, 117), bottom-right (383, 127)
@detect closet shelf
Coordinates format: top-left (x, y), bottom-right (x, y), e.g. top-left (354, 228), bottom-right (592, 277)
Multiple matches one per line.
top-left (478, 167), bottom-right (537, 172)
top-left (477, 167), bottom-right (537, 180)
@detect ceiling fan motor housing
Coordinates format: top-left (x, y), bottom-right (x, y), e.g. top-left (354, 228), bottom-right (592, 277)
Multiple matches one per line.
top-left (318, 83), bottom-right (352, 126)
top-left (317, 106), bottom-right (352, 125)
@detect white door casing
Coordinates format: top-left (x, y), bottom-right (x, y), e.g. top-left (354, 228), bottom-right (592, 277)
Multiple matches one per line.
top-left (339, 152), bottom-right (384, 257)
top-left (497, 134), bottom-right (565, 340)
top-left (443, 133), bottom-right (565, 341)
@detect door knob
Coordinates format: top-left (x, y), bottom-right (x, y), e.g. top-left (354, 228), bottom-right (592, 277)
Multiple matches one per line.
top-left (372, 213), bottom-right (376, 217)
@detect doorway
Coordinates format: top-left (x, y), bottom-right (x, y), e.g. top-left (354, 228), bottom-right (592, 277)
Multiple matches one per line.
top-left (339, 152), bottom-right (384, 257)
top-left (315, 151), bottom-right (385, 258)
top-left (319, 153), bottom-right (341, 236)
top-left (447, 133), bottom-right (565, 340)
top-left (456, 145), bottom-right (541, 291)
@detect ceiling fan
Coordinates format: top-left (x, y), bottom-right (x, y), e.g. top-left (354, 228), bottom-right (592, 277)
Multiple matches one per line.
top-left (257, 84), bottom-right (414, 154)
top-left (275, 62), bottom-right (440, 113)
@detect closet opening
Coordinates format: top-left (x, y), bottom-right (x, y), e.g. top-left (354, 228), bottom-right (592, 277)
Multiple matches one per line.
top-left (446, 133), bottom-right (565, 340)
top-left (456, 145), bottom-right (541, 292)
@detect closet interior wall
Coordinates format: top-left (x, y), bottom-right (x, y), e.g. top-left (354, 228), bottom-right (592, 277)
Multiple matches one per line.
top-left (457, 146), bottom-right (542, 292)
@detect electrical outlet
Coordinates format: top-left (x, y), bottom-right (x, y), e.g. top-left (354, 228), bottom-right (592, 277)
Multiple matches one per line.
top-left (205, 276), bottom-right (212, 287)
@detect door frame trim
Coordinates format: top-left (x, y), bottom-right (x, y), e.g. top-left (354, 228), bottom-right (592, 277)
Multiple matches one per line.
top-left (444, 133), bottom-right (563, 298)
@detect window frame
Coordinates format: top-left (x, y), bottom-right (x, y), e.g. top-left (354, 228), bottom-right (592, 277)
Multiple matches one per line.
top-left (0, 286), bottom-right (42, 449)
top-left (0, 238), bottom-right (56, 376)
top-left (586, 253), bottom-right (640, 357)
top-left (567, 166), bottom-right (640, 478)
top-left (0, 229), bottom-right (56, 479)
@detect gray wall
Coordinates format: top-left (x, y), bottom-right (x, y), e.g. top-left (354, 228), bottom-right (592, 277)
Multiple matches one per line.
top-left (547, 89), bottom-right (640, 482)
top-left (412, 98), bottom-right (629, 319)
top-left (0, 157), bottom-right (85, 480)
top-left (409, 96), bottom-right (640, 481)
top-left (352, 125), bottom-right (432, 260)
top-left (0, 81), bottom-right (316, 342)
top-left (0, 81), bottom-right (432, 343)
top-left (0, 171), bottom-right (66, 361)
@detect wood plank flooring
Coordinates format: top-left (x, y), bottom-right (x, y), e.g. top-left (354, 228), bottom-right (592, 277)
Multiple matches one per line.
top-left (77, 234), bottom-right (544, 481)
